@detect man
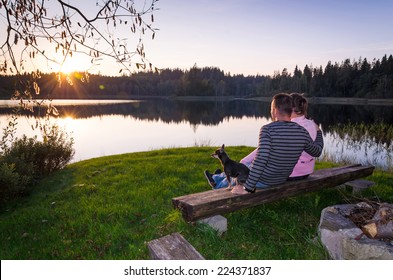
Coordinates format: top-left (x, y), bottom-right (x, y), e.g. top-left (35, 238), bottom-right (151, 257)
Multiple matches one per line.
top-left (232, 93), bottom-right (324, 194)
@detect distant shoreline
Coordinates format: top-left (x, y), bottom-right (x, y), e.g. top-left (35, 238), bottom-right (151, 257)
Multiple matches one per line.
top-left (170, 96), bottom-right (393, 106)
top-left (247, 96), bottom-right (393, 106)
top-left (1, 96), bottom-right (393, 106)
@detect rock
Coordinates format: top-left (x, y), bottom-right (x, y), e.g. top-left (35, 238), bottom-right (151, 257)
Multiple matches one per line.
top-left (318, 204), bottom-right (393, 260)
top-left (198, 215), bottom-right (227, 235)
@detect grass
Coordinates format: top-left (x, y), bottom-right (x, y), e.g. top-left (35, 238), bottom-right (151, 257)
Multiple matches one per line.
top-left (1, 146), bottom-right (392, 260)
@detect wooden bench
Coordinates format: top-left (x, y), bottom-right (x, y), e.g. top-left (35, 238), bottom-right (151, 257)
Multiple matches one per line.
top-left (172, 164), bottom-right (375, 222)
top-left (147, 232), bottom-right (205, 260)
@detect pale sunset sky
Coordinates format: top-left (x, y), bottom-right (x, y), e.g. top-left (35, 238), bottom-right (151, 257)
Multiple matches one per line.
top-left (149, 0), bottom-right (393, 76)
top-left (2, 0), bottom-right (393, 76)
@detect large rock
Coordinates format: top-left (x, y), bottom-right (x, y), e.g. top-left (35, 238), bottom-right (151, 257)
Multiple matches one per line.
top-left (318, 204), bottom-right (393, 259)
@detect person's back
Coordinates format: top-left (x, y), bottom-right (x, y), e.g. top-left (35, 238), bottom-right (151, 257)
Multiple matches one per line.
top-left (240, 93), bottom-right (318, 179)
top-left (290, 93), bottom-right (318, 177)
top-left (241, 93), bottom-right (323, 193)
top-left (245, 121), bottom-right (321, 187)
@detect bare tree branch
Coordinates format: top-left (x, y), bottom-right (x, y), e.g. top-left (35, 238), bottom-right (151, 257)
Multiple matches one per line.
top-left (0, 0), bottom-right (159, 144)
top-left (1, 0), bottom-right (159, 78)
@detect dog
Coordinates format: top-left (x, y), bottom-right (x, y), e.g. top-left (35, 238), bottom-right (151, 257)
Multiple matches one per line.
top-left (211, 144), bottom-right (250, 189)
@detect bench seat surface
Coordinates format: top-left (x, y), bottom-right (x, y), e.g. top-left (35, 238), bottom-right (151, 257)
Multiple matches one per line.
top-left (172, 164), bottom-right (375, 222)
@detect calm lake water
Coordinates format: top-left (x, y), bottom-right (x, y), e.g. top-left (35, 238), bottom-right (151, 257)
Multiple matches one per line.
top-left (0, 99), bottom-right (392, 170)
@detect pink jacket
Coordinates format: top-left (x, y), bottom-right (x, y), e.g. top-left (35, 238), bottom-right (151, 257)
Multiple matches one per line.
top-left (240, 116), bottom-right (318, 177)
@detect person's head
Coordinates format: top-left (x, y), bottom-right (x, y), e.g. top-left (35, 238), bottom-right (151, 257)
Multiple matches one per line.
top-left (271, 93), bottom-right (293, 121)
top-left (290, 93), bottom-right (308, 117)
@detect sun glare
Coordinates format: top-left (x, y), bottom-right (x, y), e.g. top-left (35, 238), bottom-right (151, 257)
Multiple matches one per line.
top-left (58, 115), bottom-right (76, 128)
top-left (57, 57), bottom-right (87, 74)
top-left (49, 51), bottom-right (91, 74)
top-left (63, 116), bottom-right (74, 122)
top-left (58, 62), bottom-right (76, 74)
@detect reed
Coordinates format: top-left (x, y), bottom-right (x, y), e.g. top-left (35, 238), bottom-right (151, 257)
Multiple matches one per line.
top-left (331, 121), bottom-right (393, 147)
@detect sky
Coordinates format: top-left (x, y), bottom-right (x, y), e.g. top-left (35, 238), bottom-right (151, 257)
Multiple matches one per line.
top-left (1, 0), bottom-right (393, 76)
top-left (146, 0), bottom-right (393, 76)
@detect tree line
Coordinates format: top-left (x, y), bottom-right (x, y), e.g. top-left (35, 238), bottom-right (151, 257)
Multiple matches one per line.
top-left (0, 54), bottom-right (392, 100)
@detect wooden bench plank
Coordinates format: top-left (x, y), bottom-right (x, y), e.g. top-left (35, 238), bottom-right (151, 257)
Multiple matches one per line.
top-left (172, 164), bottom-right (375, 222)
top-left (147, 232), bottom-right (205, 260)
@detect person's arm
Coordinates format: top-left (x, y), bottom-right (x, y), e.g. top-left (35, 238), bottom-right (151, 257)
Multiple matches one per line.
top-left (240, 148), bottom-right (257, 164)
top-left (304, 129), bottom-right (324, 157)
top-left (243, 126), bottom-right (271, 193)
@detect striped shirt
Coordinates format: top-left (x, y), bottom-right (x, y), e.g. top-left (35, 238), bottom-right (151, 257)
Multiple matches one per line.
top-left (244, 121), bottom-right (324, 192)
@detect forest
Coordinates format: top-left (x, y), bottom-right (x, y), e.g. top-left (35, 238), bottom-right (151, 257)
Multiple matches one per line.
top-left (0, 54), bottom-right (392, 100)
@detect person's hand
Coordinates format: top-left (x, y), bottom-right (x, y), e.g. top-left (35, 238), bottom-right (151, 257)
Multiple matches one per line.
top-left (231, 185), bottom-right (249, 195)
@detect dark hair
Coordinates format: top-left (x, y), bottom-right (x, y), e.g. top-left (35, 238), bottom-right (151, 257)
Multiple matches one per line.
top-left (272, 93), bottom-right (293, 117)
top-left (290, 93), bottom-right (308, 117)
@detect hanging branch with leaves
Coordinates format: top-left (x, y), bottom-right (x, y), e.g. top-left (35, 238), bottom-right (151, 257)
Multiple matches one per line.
top-left (0, 0), bottom-right (159, 99)
top-left (0, 0), bottom-right (159, 150)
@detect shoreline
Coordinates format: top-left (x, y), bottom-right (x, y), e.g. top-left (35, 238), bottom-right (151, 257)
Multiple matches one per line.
top-left (245, 96), bottom-right (393, 106)
top-left (2, 96), bottom-right (393, 106)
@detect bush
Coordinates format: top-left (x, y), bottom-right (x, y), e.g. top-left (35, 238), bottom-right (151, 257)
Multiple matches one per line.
top-left (0, 125), bottom-right (74, 202)
top-left (0, 162), bottom-right (31, 201)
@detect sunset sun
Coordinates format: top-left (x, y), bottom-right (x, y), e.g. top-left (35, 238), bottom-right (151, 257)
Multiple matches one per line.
top-left (49, 51), bottom-right (92, 75)
top-left (56, 57), bottom-right (87, 74)
top-left (58, 61), bottom-right (77, 74)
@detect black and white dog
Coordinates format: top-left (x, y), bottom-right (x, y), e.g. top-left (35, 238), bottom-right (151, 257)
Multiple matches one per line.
top-left (211, 144), bottom-right (250, 189)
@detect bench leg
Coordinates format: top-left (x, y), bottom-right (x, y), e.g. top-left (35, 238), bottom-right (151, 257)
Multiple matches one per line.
top-left (198, 215), bottom-right (228, 235)
top-left (344, 179), bottom-right (375, 195)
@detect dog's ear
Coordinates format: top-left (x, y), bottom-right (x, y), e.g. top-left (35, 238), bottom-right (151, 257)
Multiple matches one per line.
top-left (221, 144), bottom-right (225, 149)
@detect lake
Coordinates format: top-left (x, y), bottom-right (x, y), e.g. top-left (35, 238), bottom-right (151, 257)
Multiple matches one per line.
top-left (0, 98), bottom-right (392, 170)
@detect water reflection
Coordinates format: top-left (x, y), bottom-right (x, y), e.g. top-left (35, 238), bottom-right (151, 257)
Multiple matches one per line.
top-left (0, 99), bottom-right (392, 169)
top-left (0, 99), bottom-right (270, 124)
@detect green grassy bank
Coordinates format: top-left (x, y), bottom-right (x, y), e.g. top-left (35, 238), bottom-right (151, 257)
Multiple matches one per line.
top-left (1, 146), bottom-right (392, 260)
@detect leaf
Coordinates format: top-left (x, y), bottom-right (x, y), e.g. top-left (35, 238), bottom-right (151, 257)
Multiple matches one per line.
top-left (33, 82), bottom-right (40, 95)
